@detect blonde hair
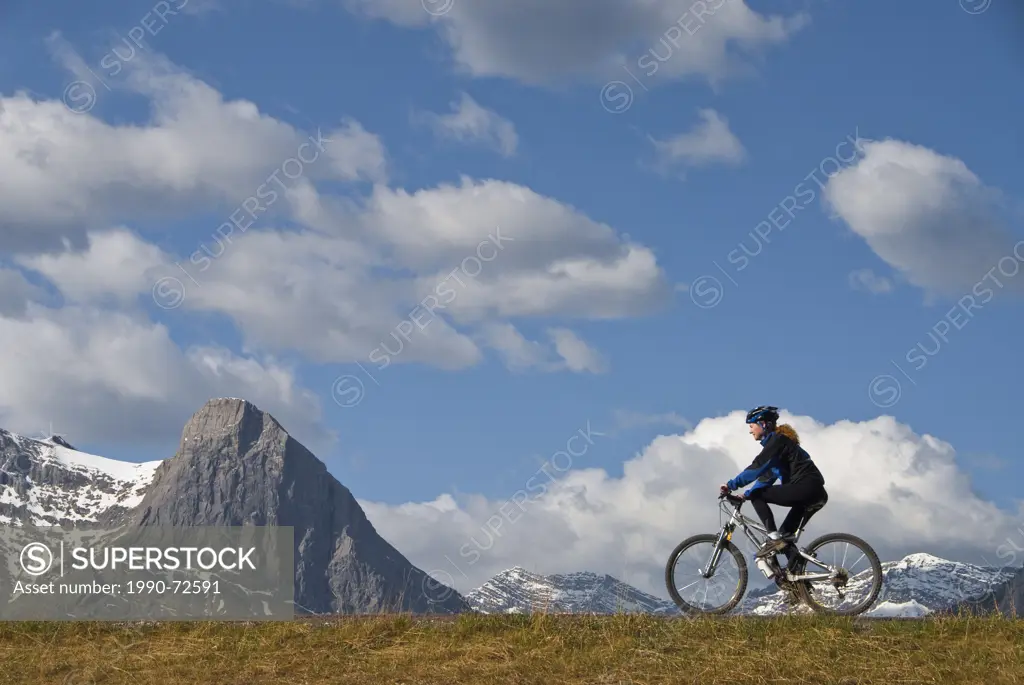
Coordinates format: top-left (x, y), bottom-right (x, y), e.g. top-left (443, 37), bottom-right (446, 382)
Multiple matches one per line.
top-left (775, 423), bottom-right (800, 444)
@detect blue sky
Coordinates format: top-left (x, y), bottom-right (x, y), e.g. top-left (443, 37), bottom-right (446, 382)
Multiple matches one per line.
top-left (1, 0), bottom-right (1022, 590)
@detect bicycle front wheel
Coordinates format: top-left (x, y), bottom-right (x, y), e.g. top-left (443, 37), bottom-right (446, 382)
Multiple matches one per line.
top-left (665, 534), bottom-right (748, 614)
top-left (794, 532), bottom-right (883, 616)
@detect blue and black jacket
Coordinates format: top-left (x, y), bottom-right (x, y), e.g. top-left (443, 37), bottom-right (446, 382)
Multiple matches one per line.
top-left (726, 424), bottom-right (824, 497)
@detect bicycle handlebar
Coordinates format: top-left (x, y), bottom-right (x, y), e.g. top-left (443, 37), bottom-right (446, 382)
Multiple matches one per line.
top-left (719, 492), bottom-right (745, 506)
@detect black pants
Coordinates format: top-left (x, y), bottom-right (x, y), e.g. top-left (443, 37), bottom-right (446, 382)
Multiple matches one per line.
top-left (747, 480), bottom-right (827, 536)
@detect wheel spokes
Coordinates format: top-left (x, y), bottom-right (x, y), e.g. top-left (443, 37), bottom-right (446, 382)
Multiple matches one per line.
top-left (800, 540), bottom-right (880, 612)
top-left (671, 541), bottom-right (742, 612)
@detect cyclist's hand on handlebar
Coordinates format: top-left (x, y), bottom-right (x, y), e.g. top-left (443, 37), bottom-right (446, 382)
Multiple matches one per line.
top-left (719, 484), bottom-right (730, 497)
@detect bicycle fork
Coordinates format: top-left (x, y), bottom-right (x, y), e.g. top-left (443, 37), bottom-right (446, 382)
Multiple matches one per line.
top-left (700, 523), bottom-right (736, 578)
top-left (701, 509), bottom-right (743, 578)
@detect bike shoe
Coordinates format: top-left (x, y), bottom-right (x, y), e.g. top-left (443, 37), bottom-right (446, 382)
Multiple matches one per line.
top-left (755, 536), bottom-right (789, 558)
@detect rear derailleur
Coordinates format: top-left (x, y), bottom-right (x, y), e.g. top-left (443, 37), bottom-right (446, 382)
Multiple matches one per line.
top-left (830, 568), bottom-right (850, 599)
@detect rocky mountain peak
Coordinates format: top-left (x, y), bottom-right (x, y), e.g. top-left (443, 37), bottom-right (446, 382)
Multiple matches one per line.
top-left (180, 397), bottom-right (284, 457)
top-left (129, 398), bottom-right (470, 614)
top-left (45, 435), bottom-right (76, 450)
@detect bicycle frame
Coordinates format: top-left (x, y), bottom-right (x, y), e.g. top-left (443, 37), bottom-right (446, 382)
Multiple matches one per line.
top-left (704, 496), bottom-right (839, 584)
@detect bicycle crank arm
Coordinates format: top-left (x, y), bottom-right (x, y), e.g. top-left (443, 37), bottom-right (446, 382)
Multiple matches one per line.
top-left (785, 571), bottom-right (834, 582)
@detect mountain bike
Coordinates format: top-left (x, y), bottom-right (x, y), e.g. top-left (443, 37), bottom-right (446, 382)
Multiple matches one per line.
top-left (664, 492), bottom-right (883, 615)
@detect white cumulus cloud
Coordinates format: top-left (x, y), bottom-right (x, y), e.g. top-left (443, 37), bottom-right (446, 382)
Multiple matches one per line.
top-left (824, 139), bottom-right (1023, 298)
top-left (648, 108), bottom-right (747, 172)
top-left (0, 304), bottom-right (331, 450)
top-left (343, 0), bottom-right (808, 87)
top-left (1, 38), bottom-right (387, 254)
top-left (415, 92), bottom-right (518, 157)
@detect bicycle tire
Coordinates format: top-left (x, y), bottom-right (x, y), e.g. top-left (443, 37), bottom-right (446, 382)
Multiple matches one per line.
top-left (794, 532), bottom-right (883, 616)
top-left (665, 534), bottom-right (748, 615)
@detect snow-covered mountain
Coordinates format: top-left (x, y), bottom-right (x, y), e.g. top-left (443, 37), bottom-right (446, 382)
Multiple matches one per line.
top-left (0, 429), bottom-right (162, 526)
top-left (469, 553), bottom-right (1020, 617)
top-left (738, 552), bottom-right (1019, 616)
top-left (873, 553), bottom-right (1017, 609)
top-left (466, 567), bottom-right (677, 615)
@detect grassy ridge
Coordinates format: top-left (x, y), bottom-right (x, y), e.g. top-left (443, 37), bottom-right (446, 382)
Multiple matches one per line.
top-left (1, 613), bottom-right (1022, 684)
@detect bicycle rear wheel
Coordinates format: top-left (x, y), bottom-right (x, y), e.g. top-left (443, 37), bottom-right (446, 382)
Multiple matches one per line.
top-left (793, 532), bottom-right (883, 616)
top-left (665, 534), bottom-right (748, 614)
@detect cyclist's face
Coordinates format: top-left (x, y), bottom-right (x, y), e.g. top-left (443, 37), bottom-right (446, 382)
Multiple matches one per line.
top-left (748, 422), bottom-right (764, 440)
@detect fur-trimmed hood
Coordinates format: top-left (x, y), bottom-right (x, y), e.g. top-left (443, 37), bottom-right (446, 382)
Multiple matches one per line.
top-left (775, 423), bottom-right (800, 444)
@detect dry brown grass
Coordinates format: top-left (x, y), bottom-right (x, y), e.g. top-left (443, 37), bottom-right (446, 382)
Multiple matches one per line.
top-left (1, 612), bottom-right (1023, 685)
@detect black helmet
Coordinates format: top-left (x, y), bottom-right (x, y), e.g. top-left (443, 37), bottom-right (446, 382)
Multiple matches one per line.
top-left (745, 405), bottom-right (779, 425)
